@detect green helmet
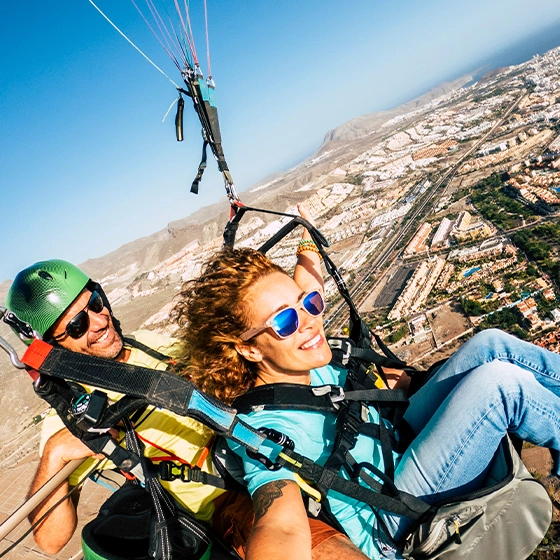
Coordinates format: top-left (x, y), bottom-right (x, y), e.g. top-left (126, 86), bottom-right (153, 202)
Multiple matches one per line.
top-left (6, 259), bottom-right (90, 337)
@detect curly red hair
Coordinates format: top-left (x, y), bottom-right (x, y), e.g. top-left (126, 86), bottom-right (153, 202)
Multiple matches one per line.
top-left (173, 248), bottom-right (286, 404)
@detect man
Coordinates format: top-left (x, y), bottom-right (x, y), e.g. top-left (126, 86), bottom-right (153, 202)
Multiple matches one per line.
top-left (6, 259), bottom-right (222, 554)
top-left (7, 259), bottom-right (366, 559)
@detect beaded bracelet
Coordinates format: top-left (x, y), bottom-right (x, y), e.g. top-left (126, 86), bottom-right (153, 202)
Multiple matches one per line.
top-left (296, 239), bottom-right (323, 260)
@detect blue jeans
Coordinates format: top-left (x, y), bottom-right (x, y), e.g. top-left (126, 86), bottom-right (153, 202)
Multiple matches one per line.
top-left (382, 328), bottom-right (560, 543)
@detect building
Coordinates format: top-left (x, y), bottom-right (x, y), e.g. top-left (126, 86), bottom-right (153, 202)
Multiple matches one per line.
top-left (543, 288), bottom-right (556, 302)
top-left (404, 222), bottom-right (432, 256)
top-left (431, 217), bottom-right (453, 248)
top-left (389, 257), bottom-right (446, 320)
top-left (409, 314), bottom-right (429, 342)
top-left (452, 221), bottom-right (492, 243)
top-left (517, 297), bottom-right (538, 317)
top-left (453, 211), bottom-right (472, 232)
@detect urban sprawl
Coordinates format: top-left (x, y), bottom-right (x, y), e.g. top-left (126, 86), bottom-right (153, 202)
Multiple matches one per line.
top-left (108, 46), bottom-right (560, 365)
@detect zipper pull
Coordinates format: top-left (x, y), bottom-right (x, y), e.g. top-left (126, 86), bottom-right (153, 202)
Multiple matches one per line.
top-left (453, 519), bottom-right (462, 544)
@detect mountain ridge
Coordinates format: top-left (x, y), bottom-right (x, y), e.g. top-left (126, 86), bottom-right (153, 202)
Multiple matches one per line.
top-left (78, 72), bottom-right (474, 284)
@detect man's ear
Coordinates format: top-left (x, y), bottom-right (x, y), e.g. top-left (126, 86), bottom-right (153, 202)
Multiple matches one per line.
top-left (235, 343), bottom-right (263, 363)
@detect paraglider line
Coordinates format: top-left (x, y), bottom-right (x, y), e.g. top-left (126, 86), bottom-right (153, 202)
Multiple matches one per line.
top-left (173, 0), bottom-right (198, 66)
top-left (204, 0), bottom-right (211, 79)
top-left (87, 0), bottom-right (180, 88)
top-left (182, 0), bottom-right (199, 65)
top-left (144, 0), bottom-right (189, 70)
top-left (130, 0), bottom-right (182, 72)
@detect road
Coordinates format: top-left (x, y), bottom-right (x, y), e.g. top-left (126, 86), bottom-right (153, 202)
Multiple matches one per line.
top-left (325, 92), bottom-right (527, 333)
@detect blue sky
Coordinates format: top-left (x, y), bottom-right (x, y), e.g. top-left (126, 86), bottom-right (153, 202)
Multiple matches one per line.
top-left (1, 1), bottom-right (559, 283)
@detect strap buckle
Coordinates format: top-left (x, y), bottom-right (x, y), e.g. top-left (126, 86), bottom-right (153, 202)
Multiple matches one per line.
top-left (328, 339), bottom-right (353, 366)
top-left (159, 461), bottom-right (205, 483)
top-left (312, 384), bottom-right (346, 404)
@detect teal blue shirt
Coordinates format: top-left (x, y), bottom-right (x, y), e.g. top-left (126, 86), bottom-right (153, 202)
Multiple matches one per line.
top-left (229, 364), bottom-right (398, 559)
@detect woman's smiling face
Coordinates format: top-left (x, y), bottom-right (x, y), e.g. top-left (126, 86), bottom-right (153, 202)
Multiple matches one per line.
top-left (239, 271), bottom-right (332, 384)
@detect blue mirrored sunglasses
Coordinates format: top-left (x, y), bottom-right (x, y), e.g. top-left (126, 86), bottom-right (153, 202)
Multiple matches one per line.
top-left (240, 290), bottom-right (325, 341)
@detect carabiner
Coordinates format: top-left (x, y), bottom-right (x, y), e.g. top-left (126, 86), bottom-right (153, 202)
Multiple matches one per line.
top-left (247, 428), bottom-right (295, 471)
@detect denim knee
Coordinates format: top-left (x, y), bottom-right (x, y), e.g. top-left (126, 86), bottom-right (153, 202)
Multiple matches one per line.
top-left (468, 360), bottom-right (525, 395)
top-left (469, 328), bottom-right (511, 351)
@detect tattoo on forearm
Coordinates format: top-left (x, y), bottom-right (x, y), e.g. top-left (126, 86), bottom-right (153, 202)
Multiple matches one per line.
top-left (253, 480), bottom-right (288, 522)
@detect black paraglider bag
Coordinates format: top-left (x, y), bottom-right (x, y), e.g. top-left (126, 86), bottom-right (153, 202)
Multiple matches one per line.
top-left (81, 482), bottom-right (213, 560)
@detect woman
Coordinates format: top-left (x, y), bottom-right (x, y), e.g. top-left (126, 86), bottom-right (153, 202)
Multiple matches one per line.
top-left (175, 247), bottom-right (560, 560)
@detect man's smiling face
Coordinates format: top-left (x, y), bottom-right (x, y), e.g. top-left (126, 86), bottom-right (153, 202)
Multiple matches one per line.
top-left (50, 288), bottom-right (123, 359)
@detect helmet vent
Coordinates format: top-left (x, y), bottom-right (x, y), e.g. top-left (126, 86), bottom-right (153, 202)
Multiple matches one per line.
top-left (38, 270), bottom-right (54, 281)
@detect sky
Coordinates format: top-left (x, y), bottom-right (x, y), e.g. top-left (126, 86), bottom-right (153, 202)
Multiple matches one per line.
top-left (1, 1), bottom-right (560, 283)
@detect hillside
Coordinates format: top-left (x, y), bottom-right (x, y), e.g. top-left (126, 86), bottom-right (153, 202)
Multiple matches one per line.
top-left (0, 68), bottom-right (488, 447)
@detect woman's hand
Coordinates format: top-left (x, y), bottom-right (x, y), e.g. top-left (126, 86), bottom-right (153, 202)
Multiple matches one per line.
top-left (246, 479), bottom-right (312, 560)
top-left (298, 203), bottom-right (316, 239)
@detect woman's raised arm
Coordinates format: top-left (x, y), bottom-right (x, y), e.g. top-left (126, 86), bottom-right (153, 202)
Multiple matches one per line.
top-left (293, 203), bottom-right (324, 294)
top-left (246, 479), bottom-right (312, 560)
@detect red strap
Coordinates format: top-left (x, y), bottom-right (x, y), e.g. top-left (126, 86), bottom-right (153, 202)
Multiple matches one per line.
top-left (136, 432), bottom-right (193, 466)
top-left (26, 369), bottom-right (41, 382)
top-left (195, 435), bottom-right (215, 469)
top-left (136, 432), bottom-right (215, 469)
top-left (22, 339), bottom-right (54, 370)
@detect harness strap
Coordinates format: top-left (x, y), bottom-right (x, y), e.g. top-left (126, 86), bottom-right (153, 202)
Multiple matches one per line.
top-left (359, 423), bottom-right (398, 447)
top-left (122, 336), bottom-right (176, 365)
top-left (377, 407), bottom-right (396, 481)
top-left (136, 432), bottom-right (227, 489)
top-left (123, 418), bottom-right (175, 560)
top-left (223, 204), bottom-right (247, 247)
top-left (20, 339), bottom-right (426, 521)
top-left (332, 344), bottom-right (412, 372)
top-left (235, 379), bottom-right (410, 517)
top-left (233, 383), bottom-right (340, 413)
top-left (34, 375), bottom-right (146, 479)
top-left (191, 138), bottom-right (208, 194)
top-left (322, 399), bottom-right (362, 475)
top-left (233, 384), bottom-right (409, 414)
top-left (22, 340), bottom-right (270, 454)
top-left (276, 448), bottom-right (431, 520)
top-left (344, 388), bottom-right (409, 404)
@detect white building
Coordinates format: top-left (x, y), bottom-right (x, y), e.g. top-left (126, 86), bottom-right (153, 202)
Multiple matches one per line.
top-left (431, 217), bottom-right (453, 248)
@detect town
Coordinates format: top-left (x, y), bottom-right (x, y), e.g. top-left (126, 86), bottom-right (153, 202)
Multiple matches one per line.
top-left (101, 46), bottom-right (560, 369)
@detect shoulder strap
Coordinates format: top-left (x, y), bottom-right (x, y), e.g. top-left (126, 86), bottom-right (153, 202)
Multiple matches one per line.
top-left (233, 382), bottom-right (409, 414)
top-left (233, 383), bottom-right (340, 414)
top-left (22, 340), bottom-right (270, 453)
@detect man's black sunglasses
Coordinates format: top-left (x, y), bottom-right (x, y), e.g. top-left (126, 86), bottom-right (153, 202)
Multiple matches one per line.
top-left (53, 290), bottom-right (105, 340)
